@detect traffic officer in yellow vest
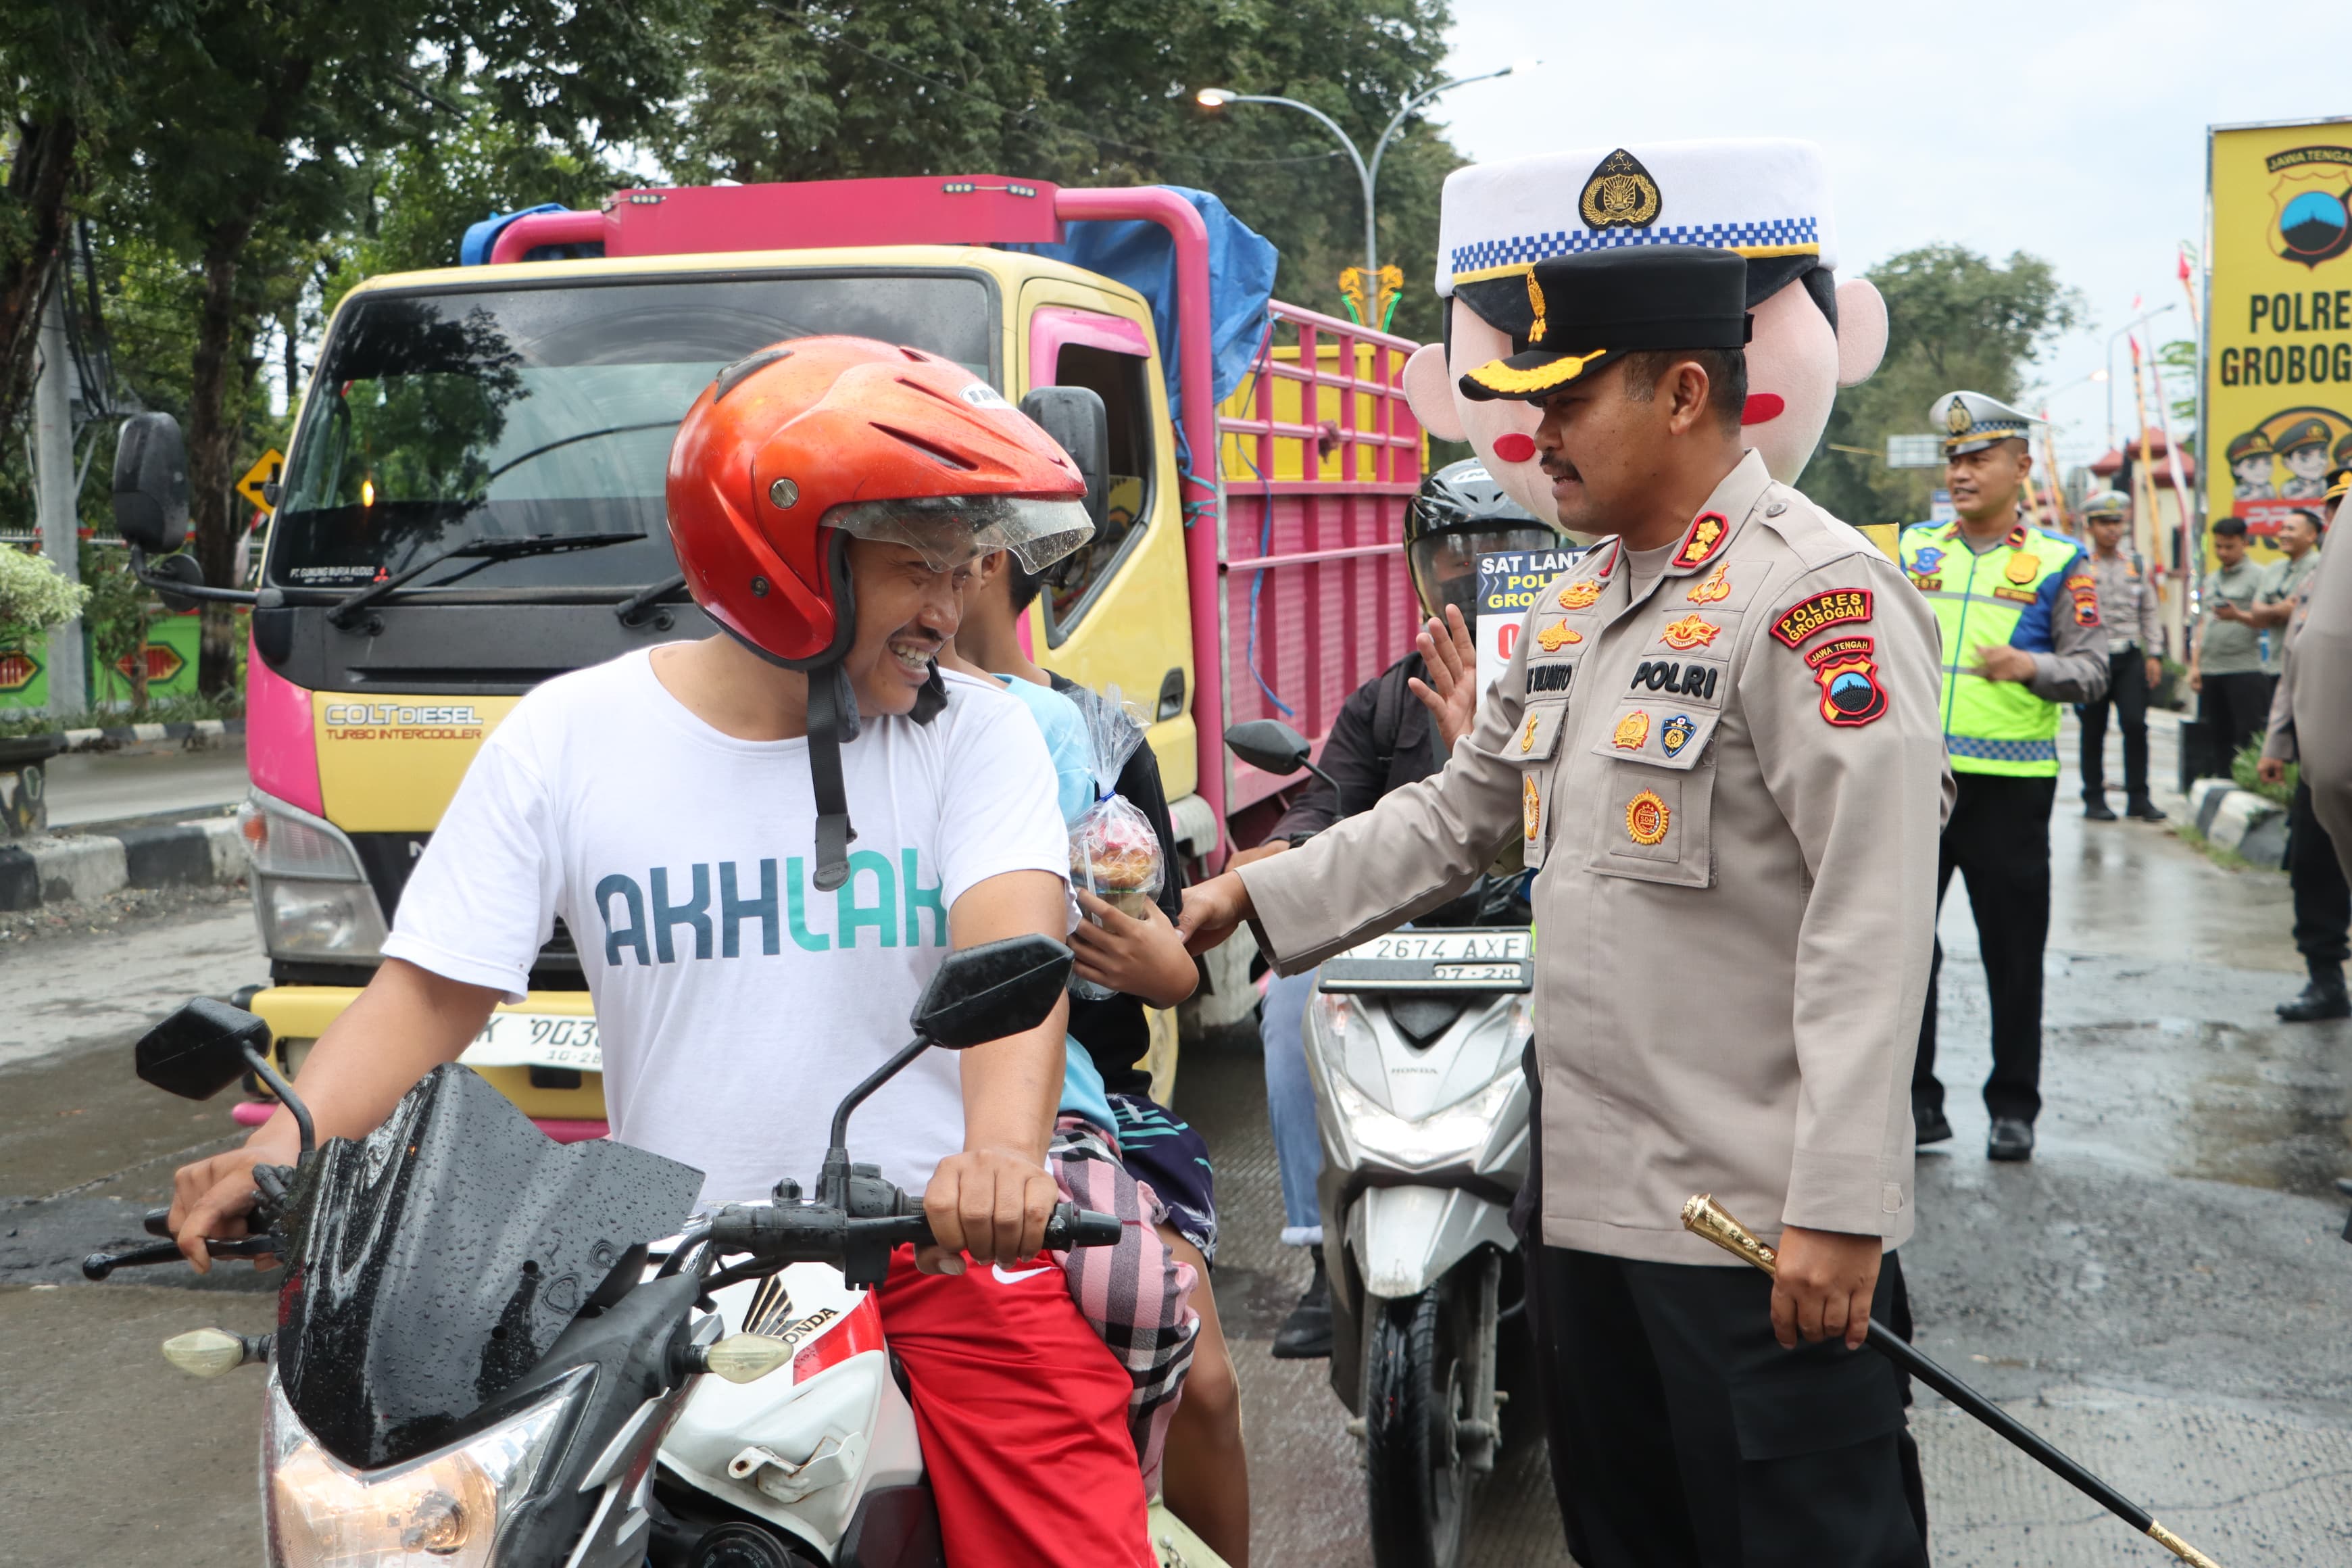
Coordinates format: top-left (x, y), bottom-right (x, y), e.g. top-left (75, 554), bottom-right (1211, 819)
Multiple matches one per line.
top-left (1901, 391), bottom-right (2109, 1162)
top-left (1181, 247), bottom-right (1951, 1565)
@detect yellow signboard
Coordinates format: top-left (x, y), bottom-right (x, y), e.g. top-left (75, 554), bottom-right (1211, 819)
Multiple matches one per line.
top-left (2203, 120), bottom-right (2352, 564)
top-left (236, 448), bottom-right (285, 514)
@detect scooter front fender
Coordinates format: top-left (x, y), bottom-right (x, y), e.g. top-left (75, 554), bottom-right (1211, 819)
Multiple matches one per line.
top-left (1349, 1185), bottom-right (1515, 1303)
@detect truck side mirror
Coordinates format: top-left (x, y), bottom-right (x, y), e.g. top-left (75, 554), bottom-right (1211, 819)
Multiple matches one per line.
top-left (112, 412), bottom-right (191, 554)
top-left (136, 998), bottom-right (271, 1101)
top-left (1225, 719), bottom-right (1313, 777)
top-left (912, 934), bottom-right (1075, 1050)
top-left (1020, 387), bottom-right (1109, 534)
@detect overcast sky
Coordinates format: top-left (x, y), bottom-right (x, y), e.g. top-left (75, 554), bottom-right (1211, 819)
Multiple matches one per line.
top-left (1429, 0), bottom-right (2351, 465)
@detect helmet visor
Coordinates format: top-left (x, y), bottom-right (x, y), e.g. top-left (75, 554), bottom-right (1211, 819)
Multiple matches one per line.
top-left (1409, 526), bottom-right (1561, 621)
top-left (822, 495), bottom-right (1094, 574)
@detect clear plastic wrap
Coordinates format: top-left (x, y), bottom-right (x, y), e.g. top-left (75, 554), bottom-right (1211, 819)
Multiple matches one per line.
top-left (1064, 685), bottom-right (1163, 998)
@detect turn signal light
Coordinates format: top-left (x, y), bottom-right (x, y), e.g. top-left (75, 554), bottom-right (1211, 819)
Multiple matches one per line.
top-left (163, 1327), bottom-right (250, 1377)
top-left (699, 1333), bottom-right (791, 1384)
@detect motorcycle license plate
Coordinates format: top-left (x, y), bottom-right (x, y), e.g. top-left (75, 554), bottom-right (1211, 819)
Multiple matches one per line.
top-left (460, 1012), bottom-right (604, 1072)
top-left (1319, 929), bottom-right (1534, 992)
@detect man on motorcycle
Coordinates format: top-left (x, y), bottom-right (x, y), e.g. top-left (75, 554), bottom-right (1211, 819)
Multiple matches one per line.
top-left (1234, 459), bottom-right (1561, 1357)
top-left (170, 338), bottom-right (1158, 1566)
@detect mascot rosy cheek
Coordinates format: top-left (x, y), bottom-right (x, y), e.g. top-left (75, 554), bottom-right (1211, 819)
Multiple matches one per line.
top-left (1402, 139), bottom-right (1889, 523)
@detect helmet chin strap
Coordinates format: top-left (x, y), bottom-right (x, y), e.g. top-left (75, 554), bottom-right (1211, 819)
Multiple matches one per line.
top-left (804, 659), bottom-right (950, 892)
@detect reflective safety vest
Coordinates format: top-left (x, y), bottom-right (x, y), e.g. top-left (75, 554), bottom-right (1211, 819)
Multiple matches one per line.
top-left (1898, 520), bottom-right (2091, 777)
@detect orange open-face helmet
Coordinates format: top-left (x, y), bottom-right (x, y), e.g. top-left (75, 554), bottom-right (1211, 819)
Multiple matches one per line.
top-left (666, 336), bottom-right (1092, 667)
top-left (664, 337), bottom-right (1092, 890)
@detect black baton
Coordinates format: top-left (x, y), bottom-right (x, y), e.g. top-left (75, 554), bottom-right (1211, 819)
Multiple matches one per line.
top-left (1682, 1195), bottom-right (2221, 1568)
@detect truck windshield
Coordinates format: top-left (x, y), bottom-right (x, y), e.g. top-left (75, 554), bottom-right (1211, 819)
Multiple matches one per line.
top-left (270, 272), bottom-right (992, 594)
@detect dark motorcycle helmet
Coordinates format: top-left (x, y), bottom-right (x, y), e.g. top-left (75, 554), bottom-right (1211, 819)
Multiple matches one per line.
top-left (1405, 458), bottom-right (1561, 621)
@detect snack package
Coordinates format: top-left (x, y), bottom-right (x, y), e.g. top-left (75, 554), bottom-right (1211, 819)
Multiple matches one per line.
top-left (1064, 685), bottom-right (1164, 999)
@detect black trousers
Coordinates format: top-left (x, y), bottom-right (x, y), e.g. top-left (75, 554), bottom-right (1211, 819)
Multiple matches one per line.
top-left (2290, 779), bottom-right (2351, 969)
top-left (1914, 772), bottom-right (2057, 1125)
top-left (1528, 1247), bottom-right (1928, 1568)
top-left (2076, 650), bottom-right (2151, 804)
top-left (2199, 670), bottom-right (2276, 768)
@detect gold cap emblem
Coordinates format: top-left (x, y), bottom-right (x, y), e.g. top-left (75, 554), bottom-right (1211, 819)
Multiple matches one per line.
top-left (1579, 148), bottom-right (1663, 230)
top-left (1945, 397), bottom-right (1974, 435)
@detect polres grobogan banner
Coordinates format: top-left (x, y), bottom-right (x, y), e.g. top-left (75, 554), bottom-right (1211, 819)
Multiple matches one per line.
top-left (2203, 118), bottom-right (2352, 563)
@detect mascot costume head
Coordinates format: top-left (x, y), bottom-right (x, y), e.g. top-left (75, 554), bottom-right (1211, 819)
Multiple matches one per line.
top-left (1402, 139), bottom-right (1888, 529)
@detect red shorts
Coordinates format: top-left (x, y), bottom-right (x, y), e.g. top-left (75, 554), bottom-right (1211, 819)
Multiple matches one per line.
top-left (877, 1246), bottom-right (1152, 1566)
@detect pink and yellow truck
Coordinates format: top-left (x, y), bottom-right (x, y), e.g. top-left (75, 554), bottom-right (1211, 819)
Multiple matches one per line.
top-left (211, 174), bottom-right (1424, 1136)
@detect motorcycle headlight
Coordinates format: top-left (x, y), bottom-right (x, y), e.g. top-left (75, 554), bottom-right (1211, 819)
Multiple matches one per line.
top-left (263, 1367), bottom-right (585, 1567)
top-left (240, 791), bottom-right (389, 961)
top-left (1329, 1069), bottom-right (1520, 1171)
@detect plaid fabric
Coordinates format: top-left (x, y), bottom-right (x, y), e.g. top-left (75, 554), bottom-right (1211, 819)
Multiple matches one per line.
top-left (1048, 1114), bottom-right (1200, 1496)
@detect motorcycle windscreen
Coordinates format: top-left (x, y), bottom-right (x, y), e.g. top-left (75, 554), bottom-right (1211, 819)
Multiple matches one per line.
top-left (274, 1062), bottom-right (703, 1470)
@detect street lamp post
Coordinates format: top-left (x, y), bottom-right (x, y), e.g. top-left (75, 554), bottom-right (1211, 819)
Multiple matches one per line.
top-left (2105, 303), bottom-right (2176, 454)
top-left (1197, 64), bottom-right (1529, 313)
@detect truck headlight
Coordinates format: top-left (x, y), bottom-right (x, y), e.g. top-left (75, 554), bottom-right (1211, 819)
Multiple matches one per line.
top-left (1328, 1069), bottom-right (1519, 1171)
top-left (239, 791), bottom-right (388, 961)
top-left (264, 1367), bottom-right (583, 1567)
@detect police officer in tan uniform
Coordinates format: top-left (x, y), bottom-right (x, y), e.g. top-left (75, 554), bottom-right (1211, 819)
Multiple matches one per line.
top-left (1182, 247), bottom-right (1950, 1565)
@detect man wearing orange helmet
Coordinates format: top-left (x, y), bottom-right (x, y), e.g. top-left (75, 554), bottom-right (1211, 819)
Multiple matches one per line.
top-left (168, 338), bottom-right (1157, 1565)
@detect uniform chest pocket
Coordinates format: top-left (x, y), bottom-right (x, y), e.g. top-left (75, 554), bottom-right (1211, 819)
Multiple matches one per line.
top-left (1582, 698), bottom-right (1718, 888)
top-left (1510, 700), bottom-right (1569, 870)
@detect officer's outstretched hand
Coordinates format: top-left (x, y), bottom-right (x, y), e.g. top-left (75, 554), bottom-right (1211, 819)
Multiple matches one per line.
top-left (1408, 605), bottom-right (1480, 754)
top-left (1771, 1225), bottom-right (1881, 1351)
top-left (1177, 872), bottom-right (1254, 956)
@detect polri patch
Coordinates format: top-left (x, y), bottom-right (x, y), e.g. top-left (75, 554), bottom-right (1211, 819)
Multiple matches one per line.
top-left (1771, 588), bottom-right (1873, 648)
top-left (1805, 635), bottom-right (1887, 727)
top-left (2065, 572), bottom-right (2101, 628)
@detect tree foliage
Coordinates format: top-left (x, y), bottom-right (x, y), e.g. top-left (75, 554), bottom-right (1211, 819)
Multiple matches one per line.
top-left (1809, 245), bottom-right (2085, 526)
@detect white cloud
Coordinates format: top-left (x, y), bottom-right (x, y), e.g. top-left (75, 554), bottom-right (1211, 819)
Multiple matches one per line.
top-left (1429, 0), bottom-right (2352, 461)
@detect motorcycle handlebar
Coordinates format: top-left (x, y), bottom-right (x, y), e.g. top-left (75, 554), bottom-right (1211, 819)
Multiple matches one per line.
top-left (82, 1233), bottom-right (280, 1280)
top-left (706, 1201), bottom-right (1121, 1260)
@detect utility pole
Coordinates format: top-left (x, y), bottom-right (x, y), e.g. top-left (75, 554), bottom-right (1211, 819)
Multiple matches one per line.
top-left (33, 271), bottom-right (84, 718)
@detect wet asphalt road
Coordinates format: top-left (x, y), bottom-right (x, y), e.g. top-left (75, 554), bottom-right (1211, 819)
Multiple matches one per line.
top-left (4, 712), bottom-right (2351, 1564)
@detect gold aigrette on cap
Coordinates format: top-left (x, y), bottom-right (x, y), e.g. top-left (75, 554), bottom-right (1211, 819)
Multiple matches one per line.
top-left (1527, 272), bottom-right (1548, 344)
top-left (1579, 149), bottom-right (1662, 230)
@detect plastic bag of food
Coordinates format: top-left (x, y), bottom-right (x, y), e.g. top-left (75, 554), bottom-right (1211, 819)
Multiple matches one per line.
top-left (1064, 685), bottom-right (1163, 998)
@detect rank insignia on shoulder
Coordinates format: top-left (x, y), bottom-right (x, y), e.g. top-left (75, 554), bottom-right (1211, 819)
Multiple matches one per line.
top-left (1771, 588), bottom-right (1873, 648)
top-left (1538, 618), bottom-right (1584, 652)
top-left (1614, 710), bottom-right (1652, 750)
top-left (1659, 614), bottom-right (1721, 650)
top-left (1523, 773), bottom-right (1542, 841)
top-left (1661, 712), bottom-right (1696, 757)
top-left (1625, 787), bottom-right (1671, 846)
top-left (1559, 579), bottom-right (1604, 610)
top-left (1804, 635), bottom-right (1888, 727)
top-left (1686, 562), bottom-right (1732, 604)
top-left (1673, 512), bottom-right (1730, 569)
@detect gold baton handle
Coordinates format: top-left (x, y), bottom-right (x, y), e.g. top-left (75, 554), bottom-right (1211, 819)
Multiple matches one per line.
top-left (1680, 1194), bottom-right (1780, 1276)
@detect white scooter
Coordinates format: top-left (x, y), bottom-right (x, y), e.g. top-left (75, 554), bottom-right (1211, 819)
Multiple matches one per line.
top-left (1229, 720), bottom-right (1536, 1568)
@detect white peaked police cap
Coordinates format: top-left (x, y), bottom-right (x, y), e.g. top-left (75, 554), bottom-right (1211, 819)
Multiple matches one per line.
top-left (1436, 139), bottom-right (1838, 321)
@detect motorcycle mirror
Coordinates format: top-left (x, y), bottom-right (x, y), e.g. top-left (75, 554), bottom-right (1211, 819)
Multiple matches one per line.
top-left (1225, 718), bottom-right (1313, 777)
top-left (911, 934), bottom-right (1075, 1050)
top-left (135, 998), bottom-right (272, 1101)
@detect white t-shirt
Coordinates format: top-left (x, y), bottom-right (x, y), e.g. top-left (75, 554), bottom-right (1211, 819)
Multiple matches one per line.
top-left (383, 652), bottom-right (1069, 1206)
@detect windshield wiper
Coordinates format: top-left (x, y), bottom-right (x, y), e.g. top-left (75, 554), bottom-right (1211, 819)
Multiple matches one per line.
top-left (615, 572), bottom-right (690, 627)
top-left (326, 533), bottom-right (643, 629)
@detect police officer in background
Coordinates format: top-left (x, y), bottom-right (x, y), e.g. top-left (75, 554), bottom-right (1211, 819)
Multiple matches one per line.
top-left (2074, 489), bottom-right (2167, 822)
top-left (1901, 393), bottom-right (2109, 1163)
top-left (2260, 466), bottom-right (2349, 1022)
top-left (1238, 460), bottom-right (1560, 1358)
top-left (1183, 247), bottom-right (1949, 1564)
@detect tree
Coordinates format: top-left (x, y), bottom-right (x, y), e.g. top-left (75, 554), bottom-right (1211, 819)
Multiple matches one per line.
top-left (1807, 245), bottom-right (2084, 526)
top-left (664, 0), bottom-right (1463, 343)
top-left (101, 0), bottom-right (702, 695)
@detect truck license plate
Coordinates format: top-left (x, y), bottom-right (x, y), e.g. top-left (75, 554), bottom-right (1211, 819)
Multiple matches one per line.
top-left (461, 1012), bottom-right (603, 1073)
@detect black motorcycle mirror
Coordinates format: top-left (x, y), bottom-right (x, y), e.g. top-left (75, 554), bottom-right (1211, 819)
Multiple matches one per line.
top-left (136, 998), bottom-right (314, 1156)
top-left (816, 935), bottom-right (1074, 1206)
top-left (1226, 718), bottom-right (1344, 802)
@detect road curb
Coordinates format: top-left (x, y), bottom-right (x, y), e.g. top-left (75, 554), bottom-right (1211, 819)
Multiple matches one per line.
top-left (0, 816), bottom-right (244, 912)
top-left (2186, 778), bottom-right (2288, 865)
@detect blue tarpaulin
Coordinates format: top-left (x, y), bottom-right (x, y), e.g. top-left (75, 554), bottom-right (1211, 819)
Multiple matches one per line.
top-left (1006, 185), bottom-right (1278, 417)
